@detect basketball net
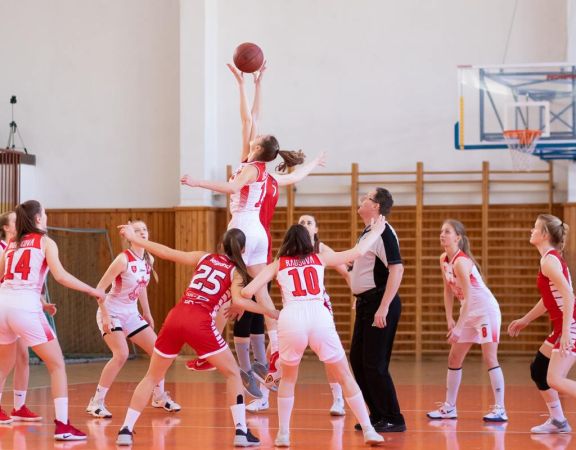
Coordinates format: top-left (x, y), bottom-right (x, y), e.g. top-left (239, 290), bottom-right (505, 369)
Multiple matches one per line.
top-left (502, 129), bottom-right (542, 171)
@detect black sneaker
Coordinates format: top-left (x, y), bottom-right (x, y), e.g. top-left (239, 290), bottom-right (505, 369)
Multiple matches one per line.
top-left (373, 420), bottom-right (407, 433)
top-left (233, 428), bottom-right (260, 447)
top-left (116, 427), bottom-right (134, 446)
top-left (354, 417), bottom-right (381, 431)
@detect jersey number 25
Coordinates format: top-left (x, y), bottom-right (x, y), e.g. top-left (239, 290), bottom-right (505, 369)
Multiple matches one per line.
top-left (190, 266), bottom-right (226, 296)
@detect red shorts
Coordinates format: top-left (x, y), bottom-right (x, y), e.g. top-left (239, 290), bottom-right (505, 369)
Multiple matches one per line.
top-left (154, 304), bottom-right (228, 359)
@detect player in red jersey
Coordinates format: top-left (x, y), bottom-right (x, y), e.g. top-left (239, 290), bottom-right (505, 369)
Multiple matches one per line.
top-left (0, 201), bottom-right (105, 440)
top-left (509, 214), bottom-right (575, 433)
top-left (0, 211), bottom-right (56, 423)
top-left (86, 219), bottom-right (180, 419)
top-left (115, 225), bottom-right (278, 447)
top-left (427, 220), bottom-right (506, 422)
top-left (241, 218), bottom-right (388, 447)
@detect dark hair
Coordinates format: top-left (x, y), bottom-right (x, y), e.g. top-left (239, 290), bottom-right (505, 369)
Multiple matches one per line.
top-left (15, 200), bottom-right (46, 244)
top-left (373, 188), bottom-right (394, 216)
top-left (255, 135), bottom-right (305, 172)
top-left (277, 224), bottom-right (314, 258)
top-left (126, 219), bottom-right (158, 283)
top-left (443, 219), bottom-right (481, 272)
top-left (0, 211), bottom-right (14, 241)
top-left (537, 214), bottom-right (569, 251)
top-left (222, 228), bottom-right (250, 285)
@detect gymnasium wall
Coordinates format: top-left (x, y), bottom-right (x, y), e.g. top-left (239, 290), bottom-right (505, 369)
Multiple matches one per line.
top-left (0, 1), bottom-right (569, 208)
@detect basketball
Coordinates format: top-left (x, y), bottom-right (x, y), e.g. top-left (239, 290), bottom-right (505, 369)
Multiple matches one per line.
top-left (233, 42), bottom-right (264, 73)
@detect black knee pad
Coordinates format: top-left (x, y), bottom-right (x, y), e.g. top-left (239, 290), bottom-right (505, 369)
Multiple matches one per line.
top-left (250, 313), bottom-right (265, 335)
top-left (233, 311), bottom-right (254, 338)
top-left (530, 350), bottom-right (551, 391)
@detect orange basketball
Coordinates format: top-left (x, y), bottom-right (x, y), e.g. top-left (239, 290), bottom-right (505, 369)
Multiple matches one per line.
top-left (233, 43), bottom-right (264, 73)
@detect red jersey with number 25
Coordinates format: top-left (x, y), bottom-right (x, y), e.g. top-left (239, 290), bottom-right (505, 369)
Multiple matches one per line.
top-left (277, 254), bottom-right (326, 303)
top-left (229, 161), bottom-right (268, 213)
top-left (1, 233), bottom-right (48, 293)
top-left (180, 253), bottom-right (235, 315)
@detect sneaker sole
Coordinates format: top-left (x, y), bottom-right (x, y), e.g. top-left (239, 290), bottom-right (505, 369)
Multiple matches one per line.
top-left (483, 417), bottom-right (508, 423)
top-left (365, 438), bottom-right (385, 446)
top-left (11, 416), bottom-right (43, 422)
top-left (0, 419), bottom-right (13, 425)
top-left (246, 406), bottom-right (269, 413)
top-left (274, 441), bottom-right (290, 447)
top-left (531, 429), bottom-right (572, 434)
top-left (116, 440), bottom-right (133, 446)
top-left (186, 364), bottom-right (217, 372)
top-left (329, 410), bottom-right (346, 416)
top-left (427, 415), bottom-right (457, 420)
top-left (86, 410), bottom-right (112, 419)
top-left (54, 435), bottom-right (88, 441)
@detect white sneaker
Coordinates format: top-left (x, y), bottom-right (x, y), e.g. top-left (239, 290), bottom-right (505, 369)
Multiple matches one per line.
top-left (151, 392), bottom-right (181, 412)
top-left (483, 405), bottom-right (508, 422)
top-left (246, 398), bottom-right (269, 413)
top-left (275, 431), bottom-right (290, 447)
top-left (427, 402), bottom-right (457, 420)
top-left (116, 426), bottom-right (133, 446)
top-left (329, 397), bottom-right (346, 416)
top-left (531, 417), bottom-right (572, 434)
top-left (363, 426), bottom-right (384, 445)
top-left (86, 397), bottom-right (112, 418)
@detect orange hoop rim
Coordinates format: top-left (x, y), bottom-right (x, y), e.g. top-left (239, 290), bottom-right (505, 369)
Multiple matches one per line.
top-left (503, 129), bottom-right (542, 146)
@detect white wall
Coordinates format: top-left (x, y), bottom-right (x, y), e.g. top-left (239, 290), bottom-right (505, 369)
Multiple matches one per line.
top-left (0, 0), bottom-right (567, 208)
top-left (0, 0), bottom-right (180, 208)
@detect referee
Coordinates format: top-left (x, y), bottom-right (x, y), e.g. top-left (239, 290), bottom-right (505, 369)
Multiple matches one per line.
top-left (350, 187), bottom-right (406, 432)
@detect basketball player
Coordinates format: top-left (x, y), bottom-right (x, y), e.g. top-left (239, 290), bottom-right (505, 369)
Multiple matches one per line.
top-left (0, 211), bottom-right (56, 423)
top-left (115, 225), bottom-right (278, 447)
top-left (241, 219), bottom-right (388, 447)
top-left (427, 219), bottom-right (507, 422)
top-left (86, 220), bottom-right (180, 418)
top-left (508, 214), bottom-right (574, 433)
top-left (0, 200), bottom-right (105, 440)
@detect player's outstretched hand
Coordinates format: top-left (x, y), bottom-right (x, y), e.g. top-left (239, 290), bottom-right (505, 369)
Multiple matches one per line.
top-left (180, 175), bottom-right (200, 188)
top-left (42, 302), bottom-right (57, 316)
top-left (313, 151), bottom-right (327, 168)
top-left (507, 318), bottom-right (527, 337)
top-left (253, 60), bottom-right (267, 83)
top-left (265, 308), bottom-right (279, 320)
top-left (118, 223), bottom-right (136, 241)
top-left (226, 63), bottom-right (244, 83)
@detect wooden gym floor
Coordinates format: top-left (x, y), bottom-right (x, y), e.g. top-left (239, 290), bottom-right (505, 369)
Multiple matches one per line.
top-left (1, 357), bottom-right (575, 449)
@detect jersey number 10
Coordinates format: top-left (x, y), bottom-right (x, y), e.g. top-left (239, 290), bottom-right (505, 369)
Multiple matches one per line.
top-left (287, 267), bottom-right (320, 297)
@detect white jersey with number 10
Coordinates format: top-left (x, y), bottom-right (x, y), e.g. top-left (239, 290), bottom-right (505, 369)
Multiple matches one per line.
top-left (277, 254), bottom-right (326, 303)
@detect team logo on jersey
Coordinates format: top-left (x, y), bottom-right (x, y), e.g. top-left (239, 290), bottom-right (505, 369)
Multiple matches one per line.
top-left (131, 266), bottom-right (137, 273)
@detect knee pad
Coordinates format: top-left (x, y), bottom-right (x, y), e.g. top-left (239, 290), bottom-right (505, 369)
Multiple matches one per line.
top-left (530, 350), bottom-right (551, 391)
top-left (233, 312), bottom-right (253, 338)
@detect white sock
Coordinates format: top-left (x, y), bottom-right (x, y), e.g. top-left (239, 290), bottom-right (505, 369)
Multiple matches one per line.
top-left (234, 338), bottom-right (252, 373)
top-left (13, 390), bottom-right (26, 410)
top-left (250, 333), bottom-right (267, 365)
top-left (488, 366), bottom-right (505, 407)
top-left (54, 397), bottom-right (68, 423)
top-left (345, 392), bottom-right (371, 429)
top-left (277, 396), bottom-right (294, 434)
top-left (329, 383), bottom-right (342, 401)
top-left (94, 385), bottom-right (109, 403)
top-left (230, 403), bottom-right (247, 433)
top-left (446, 367), bottom-right (462, 406)
top-left (268, 330), bottom-right (278, 354)
top-left (153, 379), bottom-right (165, 400)
top-left (122, 408), bottom-right (141, 431)
top-left (546, 400), bottom-right (566, 421)
top-left (261, 385), bottom-right (270, 403)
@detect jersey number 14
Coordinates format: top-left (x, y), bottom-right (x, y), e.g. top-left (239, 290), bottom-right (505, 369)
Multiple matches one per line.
top-left (4, 249), bottom-right (32, 281)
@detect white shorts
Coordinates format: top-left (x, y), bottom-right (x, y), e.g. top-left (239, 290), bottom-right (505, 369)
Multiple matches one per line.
top-left (96, 303), bottom-right (149, 338)
top-left (457, 307), bottom-right (501, 344)
top-left (0, 292), bottom-right (55, 347)
top-left (278, 300), bottom-right (346, 366)
top-left (228, 213), bottom-right (268, 267)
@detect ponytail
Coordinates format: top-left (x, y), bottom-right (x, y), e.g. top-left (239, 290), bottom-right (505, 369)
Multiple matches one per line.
top-left (276, 149), bottom-right (305, 172)
top-left (143, 250), bottom-right (159, 283)
top-left (15, 201), bottom-right (46, 245)
top-left (223, 228), bottom-right (251, 285)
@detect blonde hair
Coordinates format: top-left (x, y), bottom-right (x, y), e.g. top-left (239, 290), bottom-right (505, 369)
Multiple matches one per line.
top-left (537, 214), bottom-right (569, 251)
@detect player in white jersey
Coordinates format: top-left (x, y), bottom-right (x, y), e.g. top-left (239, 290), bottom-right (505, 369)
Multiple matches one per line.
top-left (0, 200), bottom-right (105, 440)
top-left (241, 218), bottom-right (388, 447)
top-left (86, 220), bottom-right (180, 418)
top-left (427, 219), bottom-right (507, 422)
top-left (0, 211), bottom-right (57, 423)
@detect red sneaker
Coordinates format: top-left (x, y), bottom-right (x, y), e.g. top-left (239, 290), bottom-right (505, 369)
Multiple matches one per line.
top-left (185, 358), bottom-right (216, 372)
top-left (264, 351), bottom-right (282, 389)
top-left (11, 405), bottom-right (42, 421)
top-left (0, 407), bottom-right (13, 424)
top-left (54, 419), bottom-right (87, 441)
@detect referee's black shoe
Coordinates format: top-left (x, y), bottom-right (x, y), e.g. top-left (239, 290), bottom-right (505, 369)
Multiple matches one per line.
top-left (354, 420), bottom-right (406, 432)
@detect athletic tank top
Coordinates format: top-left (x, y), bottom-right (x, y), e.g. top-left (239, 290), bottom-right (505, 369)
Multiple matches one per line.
top-left (260, 175), bottom-right (279, 262)
top-left (277, 254), bottom-right (326, 303)
top-left (0, 233), bottom-right (48, 293)
top-left (180, 253), bottom-right (236, 315)
top-left (442, 250), bottom-right (498, 310)
top-left (537, 249), bottom-right (576, 326)
top-left (0, 240), bottom-right (7, 251)
top-left (229, 161), bottom-right (268, 214)
top-left (106, 249), bottom-right (151, 305)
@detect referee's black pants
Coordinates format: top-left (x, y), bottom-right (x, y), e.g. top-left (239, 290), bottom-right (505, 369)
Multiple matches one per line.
top-left (349, 293), bottom-right (404, 426)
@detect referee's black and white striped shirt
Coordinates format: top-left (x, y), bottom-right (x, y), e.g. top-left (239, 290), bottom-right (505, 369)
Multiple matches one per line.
top-left (350, 222), bottom-right (402, 296)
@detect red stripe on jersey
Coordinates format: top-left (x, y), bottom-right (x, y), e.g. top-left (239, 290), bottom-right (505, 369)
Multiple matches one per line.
top-left (36, 259), bottom-right (48, 291)
top-left (125, 249), bottom-right (137, 262)
top-left (0, 240), bottom-right (7, 251)
top-left (538, 249), bottom-right (576, 325)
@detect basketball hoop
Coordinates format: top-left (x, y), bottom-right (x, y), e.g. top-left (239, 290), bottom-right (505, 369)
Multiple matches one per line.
top-left (502, 129), bottom-right (542, 171)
